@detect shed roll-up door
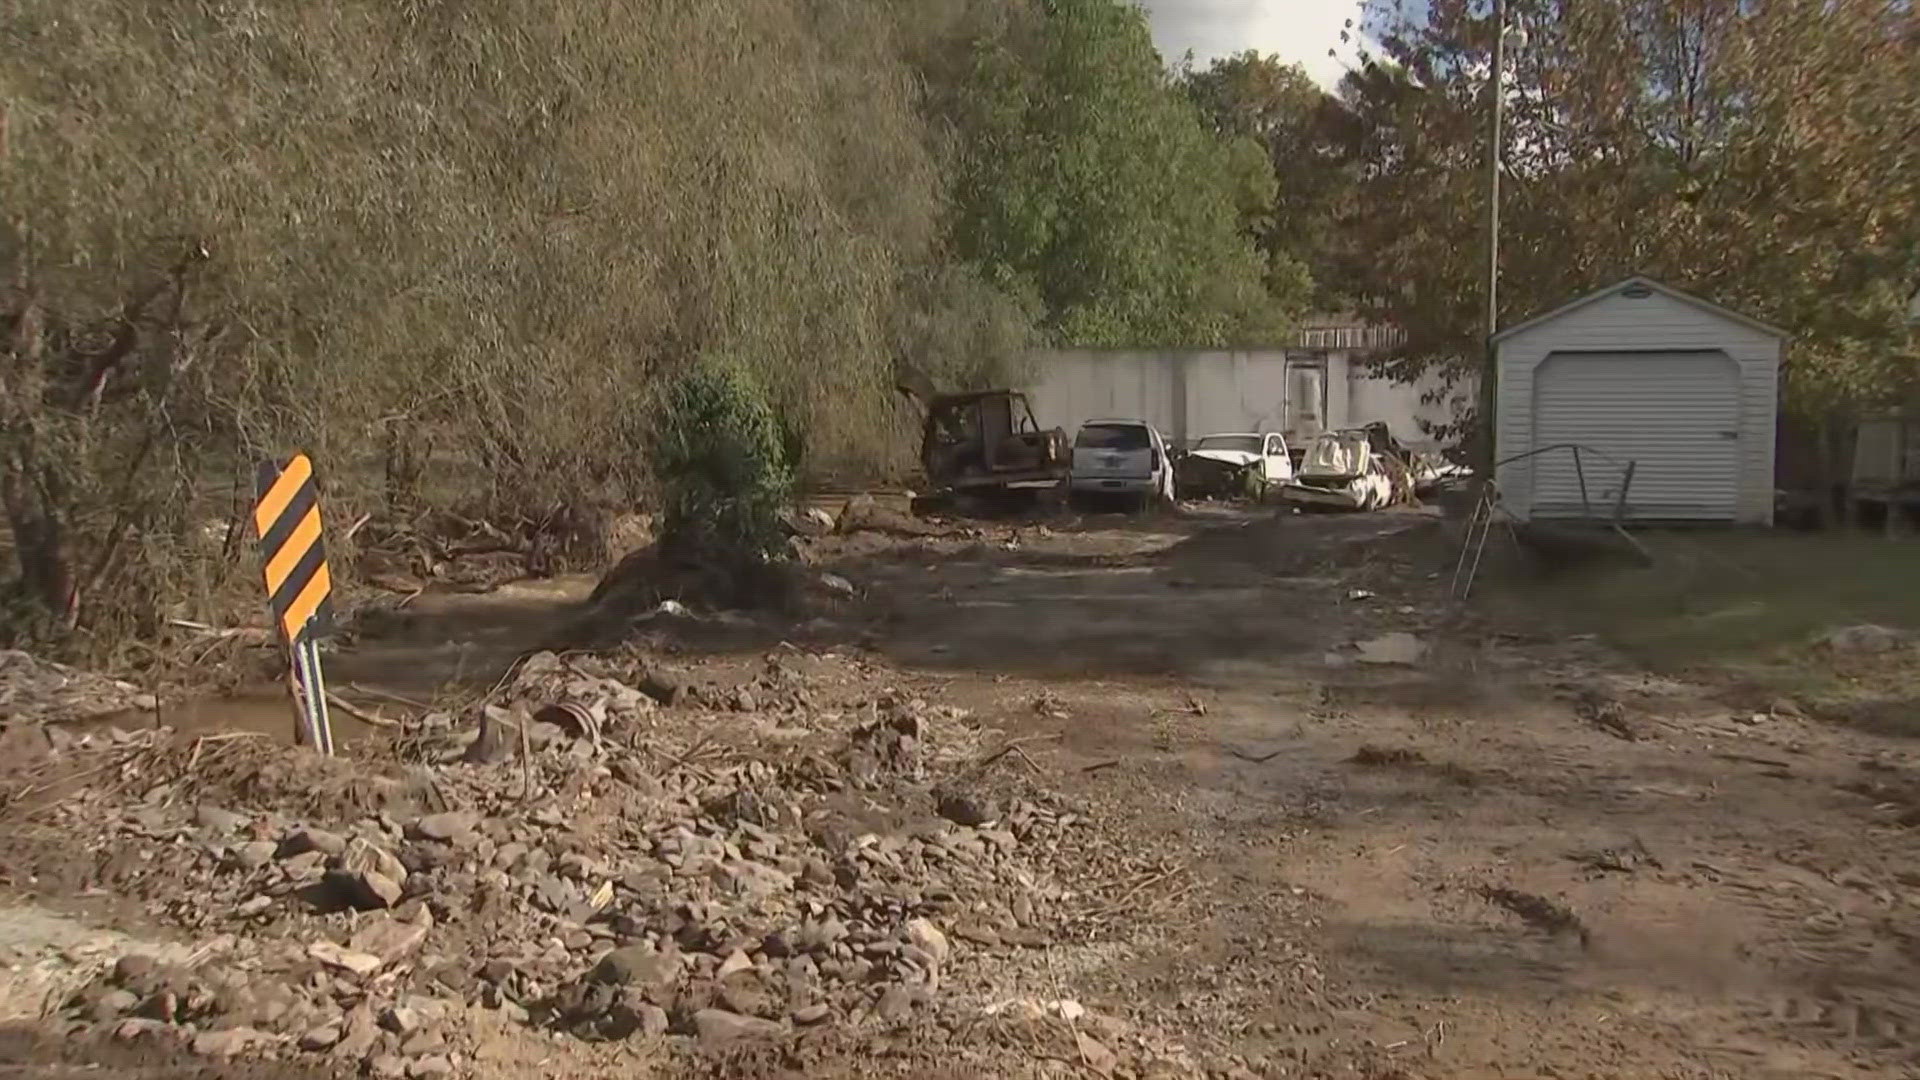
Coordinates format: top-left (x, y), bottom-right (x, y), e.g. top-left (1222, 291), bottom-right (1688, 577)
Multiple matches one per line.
top-left (1530, 351), bottom-right (1742, 520)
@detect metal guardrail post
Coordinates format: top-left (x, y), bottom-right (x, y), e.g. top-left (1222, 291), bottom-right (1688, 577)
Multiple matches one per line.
top-left (1573, 445), bottom-right (1592, 519)
top-left (1613, 461), bottom-right (1636, 523)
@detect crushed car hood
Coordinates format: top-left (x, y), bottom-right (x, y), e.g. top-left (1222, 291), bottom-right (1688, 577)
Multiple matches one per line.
top-left (1187, 449), bottom-right (1259, 468)
top-left (1300, 431), bottom-right (1373, 480)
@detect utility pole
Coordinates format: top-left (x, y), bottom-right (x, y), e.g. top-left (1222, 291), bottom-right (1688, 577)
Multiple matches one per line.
top-left (1478, 0), bottom-right (1507, 474)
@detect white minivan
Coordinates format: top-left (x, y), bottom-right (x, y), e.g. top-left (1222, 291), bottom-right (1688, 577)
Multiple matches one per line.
top-left (1069, 419), bottom-right (1176, 508)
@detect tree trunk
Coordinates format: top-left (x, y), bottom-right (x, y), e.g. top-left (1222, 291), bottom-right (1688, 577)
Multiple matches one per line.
top-left (382, 421), bottom-right (424, 517)
top-left (0, 456), bottom-right (80, 631)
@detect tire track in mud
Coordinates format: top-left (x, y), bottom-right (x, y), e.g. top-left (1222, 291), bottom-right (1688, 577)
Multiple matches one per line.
top-left (1230, 654), bottom-right (1920, 1080)
top-left (1662, 790), bottom-right (1920, 1076)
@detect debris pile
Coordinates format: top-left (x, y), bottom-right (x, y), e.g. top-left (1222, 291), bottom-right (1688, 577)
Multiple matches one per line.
top-left (0, 649), bottom-right (1178, 1076)
top-left (0, 649), bottom-right (155, 725)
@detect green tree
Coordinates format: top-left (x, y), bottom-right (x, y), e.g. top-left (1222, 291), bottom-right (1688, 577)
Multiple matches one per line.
top-left (1339, 0), bottom-right (1920, 423)
top-left (1180, 52), bottom-right (1357, 308)
top-left (915, 0), bottom-right (1301, 348)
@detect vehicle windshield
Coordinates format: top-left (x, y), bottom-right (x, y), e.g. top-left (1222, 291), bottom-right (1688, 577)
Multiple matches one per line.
top-left (1195, 435), bottom-right (1262, 455)
top-left (1074, 423), bottom-right (1150, 450)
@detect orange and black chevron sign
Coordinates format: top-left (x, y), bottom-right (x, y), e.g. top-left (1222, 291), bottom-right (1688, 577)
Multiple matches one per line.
top-left (252, 453), bottom-right (334, 642)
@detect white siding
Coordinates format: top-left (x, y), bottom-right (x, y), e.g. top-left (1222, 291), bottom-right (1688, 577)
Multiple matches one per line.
top-left (1531, 353), bottom-right (1741, 519)
top-left (1025, 351), bottom-right (1188, 440)
top-left (1026, 349), bottom-right (1470, 449)
top-left (1494, 284), bottom-right (1782, 524)
top-left (1347, 364), bottom-right (1474, 448)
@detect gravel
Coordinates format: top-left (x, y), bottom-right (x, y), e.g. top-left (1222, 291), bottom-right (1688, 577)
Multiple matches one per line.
top-left (9, 648), bottom-right (1173, 1077)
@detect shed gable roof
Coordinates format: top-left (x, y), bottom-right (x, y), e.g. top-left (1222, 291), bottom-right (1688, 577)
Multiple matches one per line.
top-left (1493, 276), bottom-right (1787, 344)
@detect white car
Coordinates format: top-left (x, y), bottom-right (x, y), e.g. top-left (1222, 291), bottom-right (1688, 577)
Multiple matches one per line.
top-left (1069, 419), bottom-right (1176, 507)
top-left (1280, 428), bottom-right (1393, 511)
top-left (1177, 432), bottom-right (1294, 500)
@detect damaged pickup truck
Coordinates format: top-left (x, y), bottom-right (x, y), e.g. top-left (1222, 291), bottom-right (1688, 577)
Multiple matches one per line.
top-left (1174, 432), bottom-right (1294, 501)
top-left (917, 389), bottom-right (1070, 508)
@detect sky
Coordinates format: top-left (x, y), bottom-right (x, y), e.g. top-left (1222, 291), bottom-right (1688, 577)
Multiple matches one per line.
top-left (1139, 0), bottom-right (1371, 88)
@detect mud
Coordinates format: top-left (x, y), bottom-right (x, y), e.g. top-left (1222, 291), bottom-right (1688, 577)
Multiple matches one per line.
top-left (4, 505), bottom-right (1919, 1078)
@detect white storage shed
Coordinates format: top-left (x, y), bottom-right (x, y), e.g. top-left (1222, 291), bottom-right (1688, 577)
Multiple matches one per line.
top-left (1493, 276), bottom-right (1785, 525)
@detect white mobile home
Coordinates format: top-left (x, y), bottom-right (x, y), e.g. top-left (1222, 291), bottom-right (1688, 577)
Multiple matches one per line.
top-left (1493, 277), bottom-right (1785, 525)
top-left (1025, 319), bottom-right (1470, 452)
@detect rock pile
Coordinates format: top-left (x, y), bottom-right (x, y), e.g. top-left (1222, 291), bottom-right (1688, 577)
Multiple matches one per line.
top-left (20, 650), bottom-right (1116, 1077)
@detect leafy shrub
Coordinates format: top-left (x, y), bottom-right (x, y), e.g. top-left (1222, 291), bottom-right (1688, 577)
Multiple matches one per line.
top-left (654, 361), bottom-right (794, 569)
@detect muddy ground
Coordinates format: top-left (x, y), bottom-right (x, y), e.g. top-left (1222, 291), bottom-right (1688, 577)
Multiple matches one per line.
top-left (4, 505), bottom-right (1920, 1079)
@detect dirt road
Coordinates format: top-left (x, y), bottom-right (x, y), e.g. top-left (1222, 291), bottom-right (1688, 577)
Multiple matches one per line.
top-left (5, 506), bottom-right (1919, 1079)
top-left (806, 508), bottom-right (1920, 1078)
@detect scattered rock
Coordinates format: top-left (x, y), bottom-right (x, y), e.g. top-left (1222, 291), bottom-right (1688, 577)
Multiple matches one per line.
top-left (113, 1018), bottom-right (173, 1044)
top-left (380, 1004), bottom-right (422, 1035)
top-left (111, 955), bottom-right (159, 988)
top-left (1075, 1031), bottom-right (1119, 1076)
top-left (408, 811), bottom-right (479, 844)
top-left (401, 1028), bottom-right (447, 1055)
top-left (934, 789), bottom-right (998, 827)
top-left (876, 984), bottom-right (915, 1022)
top-left (334, 1006), bottom-right (381, 1059)
top-left (331, 839), bottom-right (407, 910)
top-left (1001, 927), bottom-right (1050, 949)
top-left (230, 840), bottom-right (278, 871)
top-left (348, 910), bottom-right (434, 964)
top-left (952, 923), bottom-right (1000, 948)
top-left (298, 1024), bottom-right (342, 1051)
top-left (637, 672), bottom-right (684, 708)
top-left (88, 987), bottom-right (139, 1022)
top-left (693, 1008), bottom-right (784, 1047)
top-left (1353, 632), bottom-right (1425, 665)
top-left (1814, 624), bottom-right (1912, 656)
top-left (194, 805), bottom-right (247, 834)
top-left (902, 918), bottom-right (949, 965)
top-left (192, 1026), bottom-right (268, 1058)
top-left (636, 1003), bottom-right (670, 1038)
top-left (310, 941), bottom-right (385, 978)
top-left (1349, 745), bottom-right (1425, 766)
top-left (716, 949), bottom-right (754, 980)
top-left (589, 945), bottom-right (678, 989)
top-left (464, 705), bottom-right (528, 765)
top-left (279, 826), bottom-right (347, 859)
top-left (7, 643), bottom-right (1126, 1076)
top-left (1571, 688), bottom-right (1637, 741)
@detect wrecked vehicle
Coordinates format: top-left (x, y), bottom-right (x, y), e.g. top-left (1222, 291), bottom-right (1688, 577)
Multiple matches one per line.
top-left (1069, 419), bottom-right (1176, 508)
top-left (1410, 451), bottom-right (1468, 498)
top-left (1279, 428), bottom-right (1394, 511)
top-left (919, 390), bottom-right (1069, 504)
top-left (1357, 421), bottom-right (1468, 502)
top-left (1175, 432), bottom-right (1294, 501)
